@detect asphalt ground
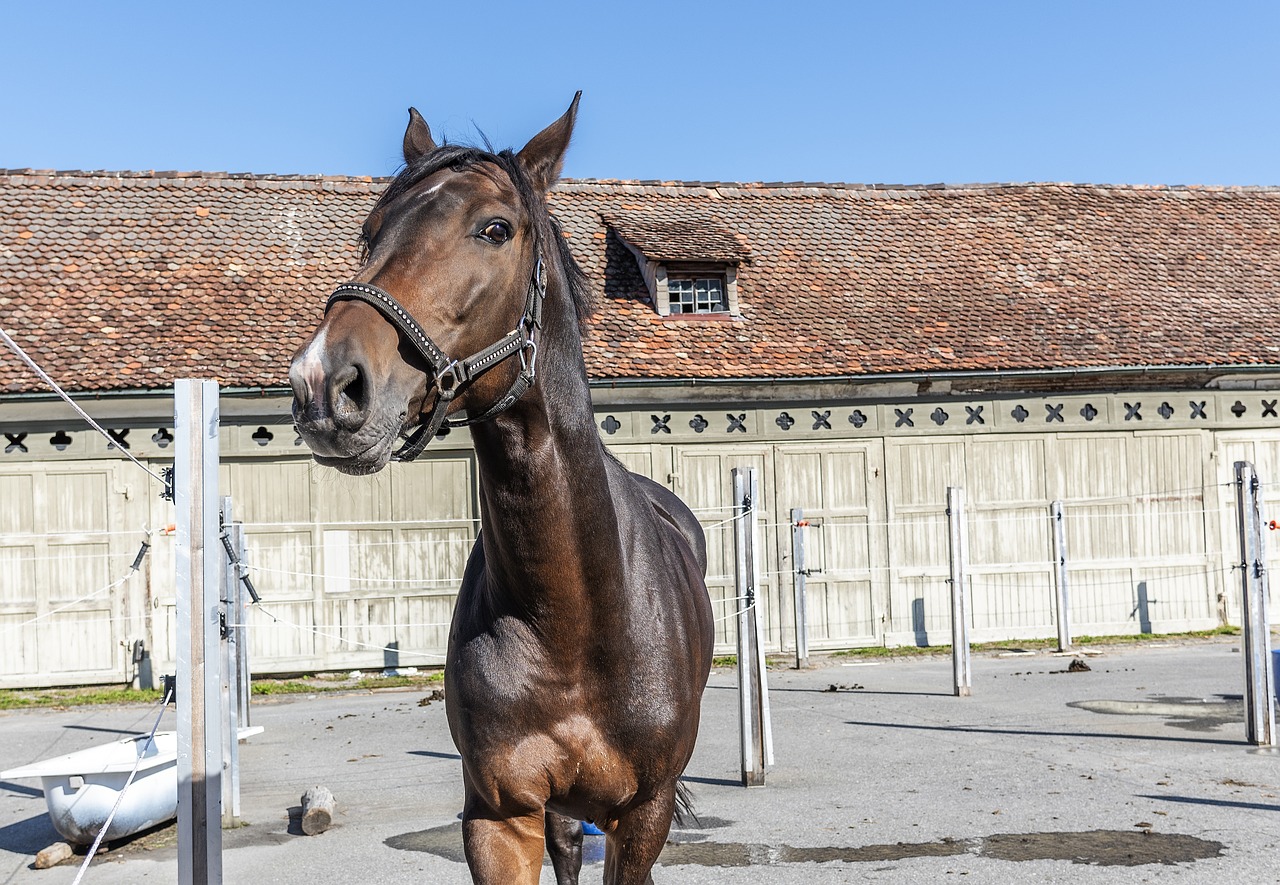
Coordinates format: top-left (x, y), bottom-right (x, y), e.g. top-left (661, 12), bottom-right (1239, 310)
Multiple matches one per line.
top-left (2, 639), bottom-right (1278, 884)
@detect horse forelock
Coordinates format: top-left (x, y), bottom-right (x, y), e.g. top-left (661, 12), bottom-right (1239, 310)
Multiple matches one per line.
top-left (368, 145), bottom-right (596, 331)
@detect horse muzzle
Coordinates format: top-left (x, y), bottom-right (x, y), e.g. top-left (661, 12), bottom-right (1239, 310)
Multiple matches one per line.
top-left (289, 345), bottom-right (404, 474)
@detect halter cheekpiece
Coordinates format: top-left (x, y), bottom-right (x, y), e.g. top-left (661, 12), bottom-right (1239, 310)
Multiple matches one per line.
top-left (325, 253), bottom-right (548, 461)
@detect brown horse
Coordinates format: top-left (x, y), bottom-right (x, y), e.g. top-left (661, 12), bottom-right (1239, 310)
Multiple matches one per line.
top-left (288, 95), bottom-right (715, 885)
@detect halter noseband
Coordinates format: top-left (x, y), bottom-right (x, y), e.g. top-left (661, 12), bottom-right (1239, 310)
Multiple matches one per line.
top-left (324, 254), bottom-right (547, 461)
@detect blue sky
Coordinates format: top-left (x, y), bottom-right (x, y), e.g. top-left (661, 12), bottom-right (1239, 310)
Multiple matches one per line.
top-left (2, 1), bottom-right (1276, 186)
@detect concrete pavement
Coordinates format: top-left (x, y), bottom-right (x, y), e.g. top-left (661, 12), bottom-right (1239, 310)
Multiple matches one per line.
top-left (2, 639), bottom-right (1277, 884)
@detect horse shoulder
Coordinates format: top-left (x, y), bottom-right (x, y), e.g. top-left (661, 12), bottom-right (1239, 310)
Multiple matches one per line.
top-left (610, 466), bottom-right (708, 577)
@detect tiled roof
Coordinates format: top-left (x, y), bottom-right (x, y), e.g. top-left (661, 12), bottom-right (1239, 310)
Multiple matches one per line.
top-left (2, 169), bottom-right (1280, 396)
top-left (600, 210), bottom-right (750, 263)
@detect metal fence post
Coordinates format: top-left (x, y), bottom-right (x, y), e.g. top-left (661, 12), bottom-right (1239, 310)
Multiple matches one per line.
top-left (219, 498), bottom-right (241, 828)
top-left (733, 467), bottom-right (770, 786)
top-left (175, 379), bottom-right (223, 883)
top-left (947, 486), bottom-right (972, 698)
top-left (791, 508), bottom-right (810, 669)
top-left (1051, 500), bottom-right (1071, 652)
top-left (1233, 461), bottom-right (1277, 747)
top-left (232, 520), bottom-right (251, 729)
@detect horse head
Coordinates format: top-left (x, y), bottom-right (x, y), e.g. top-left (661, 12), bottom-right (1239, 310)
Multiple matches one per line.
top-left (289, 94), bottom-right (581, 475)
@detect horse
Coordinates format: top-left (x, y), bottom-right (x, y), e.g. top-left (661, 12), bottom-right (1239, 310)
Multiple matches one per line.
top-left (288, 94), bottom-right (715, 885)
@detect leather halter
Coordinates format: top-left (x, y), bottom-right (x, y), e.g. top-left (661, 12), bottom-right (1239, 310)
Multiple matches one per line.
top-left (325, 254), bottom-right (547, 461)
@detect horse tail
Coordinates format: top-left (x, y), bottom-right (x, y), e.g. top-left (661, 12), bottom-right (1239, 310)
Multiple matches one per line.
top-left (673, 779), bottom-right (700, 829)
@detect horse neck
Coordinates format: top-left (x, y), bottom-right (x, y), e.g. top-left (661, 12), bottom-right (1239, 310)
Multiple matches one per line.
top-left (467, 287), bottom-right (620, 612)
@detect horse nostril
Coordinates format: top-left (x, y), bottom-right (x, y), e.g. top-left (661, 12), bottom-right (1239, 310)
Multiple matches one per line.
top-left (331, 364), bottom-right (369, 429)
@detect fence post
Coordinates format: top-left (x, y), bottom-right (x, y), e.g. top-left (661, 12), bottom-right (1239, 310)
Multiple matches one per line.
top-left (733, 467), bottom-right (770, 786)
top-left (1051, 500), bottom-right (1071, 652)
top-left (1233, 461), bottom-right (1277, 747)
top-left (791, 508), bottom-right (810, 669)
top-left (947, 486), bottom-right (972, 698)
top-left (174, 379), bottom-right (223, 883)
top-left (219, 498), bottom-right (241, 828)
top-left (232, 520), bottom-right (251, 729)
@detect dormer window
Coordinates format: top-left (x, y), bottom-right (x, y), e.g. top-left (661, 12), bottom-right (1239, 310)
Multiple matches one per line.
top-left (667, 275), bottom-right (727, 314)
top-left (603, 211), bottom-right (750, 318)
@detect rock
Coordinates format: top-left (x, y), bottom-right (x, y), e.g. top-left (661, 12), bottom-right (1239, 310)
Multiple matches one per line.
top-left (34, 842), bottom-right (74, 869)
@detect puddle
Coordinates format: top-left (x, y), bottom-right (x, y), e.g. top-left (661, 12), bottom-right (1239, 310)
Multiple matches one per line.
top-left (1069, 697), bottom-right (1242, 732)
top-left (386, 823), bottom-right (1223, 868)
top-left (979, 831), bottom-right (1223, 866)
top-left (385, 816), bottom-right (735, 867)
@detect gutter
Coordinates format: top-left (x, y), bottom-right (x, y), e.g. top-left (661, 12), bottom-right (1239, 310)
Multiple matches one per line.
top-left (584, 362), bottom-right (1280, 390)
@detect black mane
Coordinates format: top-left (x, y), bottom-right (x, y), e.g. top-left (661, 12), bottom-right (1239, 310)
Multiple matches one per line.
top-left (367, 144), bottom-right (595, 329)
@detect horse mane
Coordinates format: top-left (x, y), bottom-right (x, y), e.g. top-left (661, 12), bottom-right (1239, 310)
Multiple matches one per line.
top-left (365, 144), bottom-right (596, 330)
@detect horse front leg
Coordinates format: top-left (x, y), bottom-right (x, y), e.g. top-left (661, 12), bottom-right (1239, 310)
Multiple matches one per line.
top-left (603, 789), bottom-right (675, 885)
top-left (545, 811), bottom-right (584, 884)
top-left (461, 801), bottom-right (546, 885)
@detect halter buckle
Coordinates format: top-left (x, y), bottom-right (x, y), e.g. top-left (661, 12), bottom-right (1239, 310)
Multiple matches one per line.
top-left (435, 360), bottom-right (463, 394)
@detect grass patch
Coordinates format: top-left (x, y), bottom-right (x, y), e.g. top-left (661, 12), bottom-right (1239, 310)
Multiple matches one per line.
top-left (832, 626), bottom-right (1244, 659)
top-left (354, 672), bottom-right (444, 691)
top-left (712, 655), bottom-right (738, 668)
top-left (1, 671), bottom-right (447, 709)
top-left (0, 687), bottom-right (164, 710)
top-left (251, 670), bottom-right (445, 696)
top-left (828, 644), bottom-right (940, 659)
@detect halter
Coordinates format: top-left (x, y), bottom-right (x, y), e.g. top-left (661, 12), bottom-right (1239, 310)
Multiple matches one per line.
top-left (325, 253), bottom-right (548, 461)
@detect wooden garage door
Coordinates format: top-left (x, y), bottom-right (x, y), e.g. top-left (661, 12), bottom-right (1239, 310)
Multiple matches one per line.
top-left (0, 462), bottom-right (148, 687)
top-left (774, 442), bottom-right (887, 649)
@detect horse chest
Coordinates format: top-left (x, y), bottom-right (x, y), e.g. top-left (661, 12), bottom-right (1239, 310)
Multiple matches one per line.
top-left (458, 708), bottom-right (639, 809)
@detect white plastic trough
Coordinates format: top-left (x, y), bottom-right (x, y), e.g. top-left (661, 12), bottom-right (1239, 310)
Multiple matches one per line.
top-left (1, 727), bottom-right (263, 845)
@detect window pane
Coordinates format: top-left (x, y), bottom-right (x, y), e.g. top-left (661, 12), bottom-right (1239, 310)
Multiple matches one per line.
top-left (667, 275), bottom-right (727, 314)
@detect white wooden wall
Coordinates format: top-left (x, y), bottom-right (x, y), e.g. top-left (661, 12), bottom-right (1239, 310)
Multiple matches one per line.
top-left (0, 463), bottom-right (150, 687)
top-left (0, 416), bottom-right (1275, 686)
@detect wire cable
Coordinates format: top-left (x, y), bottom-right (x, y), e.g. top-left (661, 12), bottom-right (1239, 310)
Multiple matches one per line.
top-left (0, 326), bottom-right (171, 491)
top-left (69, 685), bottom-right (173, 885)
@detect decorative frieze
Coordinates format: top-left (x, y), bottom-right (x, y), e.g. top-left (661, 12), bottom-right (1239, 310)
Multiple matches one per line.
top-left (3, 391), bottom-right (1280, 461)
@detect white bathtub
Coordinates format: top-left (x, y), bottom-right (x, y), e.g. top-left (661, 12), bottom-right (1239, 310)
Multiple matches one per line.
top-left (2, 727), bottom-right (263, 845)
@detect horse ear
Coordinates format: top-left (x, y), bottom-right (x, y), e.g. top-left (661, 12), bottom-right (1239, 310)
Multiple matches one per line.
top-left (403, 107), bottom-right (436, 164)
top-left (516, 92), bottom-right (581, 193)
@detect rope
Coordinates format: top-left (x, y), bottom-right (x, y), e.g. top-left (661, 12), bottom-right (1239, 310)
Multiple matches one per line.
top-left (69, 685), bottom-right (173, 885)
top-left (249, 602), bottom-right (447, 660)
top-left (714, 601), bottom-right (756, 624)
top-left (0, 326), bottom-right (171, 492)
top-left (245, 563), bottom-right (466, 586)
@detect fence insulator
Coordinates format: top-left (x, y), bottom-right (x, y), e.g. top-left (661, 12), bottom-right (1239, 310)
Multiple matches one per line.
top-left (129, 540), bottom-right (151, 572)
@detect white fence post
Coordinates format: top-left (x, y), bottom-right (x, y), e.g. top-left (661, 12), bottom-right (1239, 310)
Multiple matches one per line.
top-left (790, 508), bottom-right (810, 669)
top-left (232, 520), bottom-right (252, 729)
top-left (947, 486), bottom-right (972, 698)
top-left (733, 466), bottom-right (771, 786)
top-left (1233, 461), bottom-right (1277, 747)
top-left (1051, 500), bottom-right (1071, 652)
top-left (219, 497), bottom-right (242, 828)
top-left (175, 379), bottom-right (223, 883)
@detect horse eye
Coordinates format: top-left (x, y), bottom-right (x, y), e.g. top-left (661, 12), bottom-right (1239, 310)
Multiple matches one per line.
top-left (479, 221), bottom-right (511, 244)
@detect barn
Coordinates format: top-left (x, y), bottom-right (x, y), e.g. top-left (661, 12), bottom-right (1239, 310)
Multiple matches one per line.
top-left (2, 168), bottom-right (1280, 689)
